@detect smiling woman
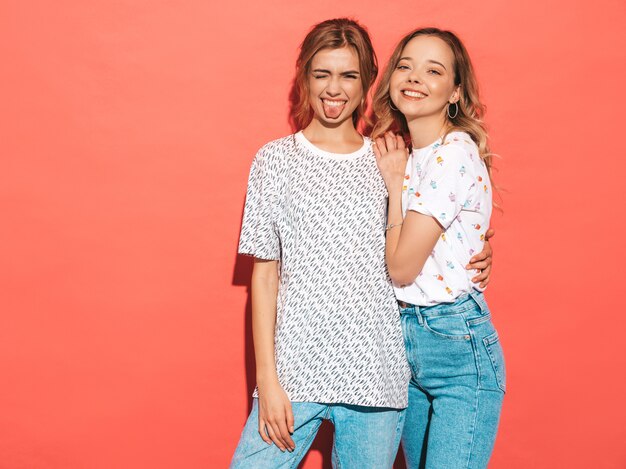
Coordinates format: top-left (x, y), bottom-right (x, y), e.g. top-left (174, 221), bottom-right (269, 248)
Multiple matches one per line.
top-left (372, 28), bottom-right (503, 469)
top-left (389, 36), bottom-right (462, 142)
top-left (373, 28), bottom-right (489, 161)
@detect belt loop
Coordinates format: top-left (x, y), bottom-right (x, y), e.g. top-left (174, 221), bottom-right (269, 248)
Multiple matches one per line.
top-left (468, 290), bottom-right (486, 314)
top-left (399, 301), bottom-right (424, 324)
top-left (415, 306), bottom-right (424, 326)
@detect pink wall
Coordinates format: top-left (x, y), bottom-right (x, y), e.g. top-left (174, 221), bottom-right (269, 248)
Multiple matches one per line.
top-left (1, 0), bottom-right (625, 467)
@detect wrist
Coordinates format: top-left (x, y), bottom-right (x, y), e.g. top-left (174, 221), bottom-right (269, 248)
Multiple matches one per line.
top-left (256, 368), bottom-right (279, 386)
top-left (387, 185), bottom-right (403, 197)
top-left (385, 221), bottom-right (403, 231)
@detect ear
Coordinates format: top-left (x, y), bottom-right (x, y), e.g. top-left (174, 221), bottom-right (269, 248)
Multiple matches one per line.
top-left (450, 85), bottom-right (461, 104)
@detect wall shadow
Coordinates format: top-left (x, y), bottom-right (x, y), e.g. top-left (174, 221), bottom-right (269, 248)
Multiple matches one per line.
top-left (231, 200), bottom-right (257, 412)
top-left (299, 420), bottom-right (334, 469)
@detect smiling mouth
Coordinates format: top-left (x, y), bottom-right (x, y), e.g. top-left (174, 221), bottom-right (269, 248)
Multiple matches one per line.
top-left (402, 90), bottom-right (427, 99)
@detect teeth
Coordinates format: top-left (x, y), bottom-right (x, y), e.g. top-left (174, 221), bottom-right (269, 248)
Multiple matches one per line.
top-left (403, 90), bottom-right (426, 98)
top-left (323, 99), bottom-right (346, 106)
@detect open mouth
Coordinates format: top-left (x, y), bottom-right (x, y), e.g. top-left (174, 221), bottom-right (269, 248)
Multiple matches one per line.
top-left (401, 90), bottom-right (427, 99)
top-left (321, 98), bottom-right (348, 118)
top-left (322, 98), bottom-right (347, 107)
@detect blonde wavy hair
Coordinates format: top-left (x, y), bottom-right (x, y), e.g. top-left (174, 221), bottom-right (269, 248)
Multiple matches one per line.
top-left (371, 28), bottom-right (492, 173)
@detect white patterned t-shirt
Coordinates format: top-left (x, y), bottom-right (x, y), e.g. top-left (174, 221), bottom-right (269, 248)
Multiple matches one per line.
top-left (238, 131), bottom-right (410, 409)
top-left (394, 131), bottom-right (492, 306)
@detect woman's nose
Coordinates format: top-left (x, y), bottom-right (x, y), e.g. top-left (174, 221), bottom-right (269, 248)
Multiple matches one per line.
top-left (407, 70), bottom-right (421, 83)
top-left (326, 77), bottom-right (341, 94)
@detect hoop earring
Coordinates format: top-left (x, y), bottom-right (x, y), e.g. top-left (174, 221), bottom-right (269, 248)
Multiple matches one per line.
top-left (389, 99), bottom-right (399, 112)
top-left (447, 102), bottom-right (459, 119)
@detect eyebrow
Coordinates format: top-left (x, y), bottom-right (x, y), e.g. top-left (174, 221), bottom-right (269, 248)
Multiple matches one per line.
top-left (312, 69), bottom-right (361, 75)
top-left (398, 57), bottom-right (447, 71)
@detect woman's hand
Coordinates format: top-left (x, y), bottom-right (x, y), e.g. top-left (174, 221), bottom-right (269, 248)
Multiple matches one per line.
top-left (257, 378), bottom-right (295, 452)
top-left (373, 132), bottom-right (409, 193)
top-left (467, 228), bottom-right (495, 288)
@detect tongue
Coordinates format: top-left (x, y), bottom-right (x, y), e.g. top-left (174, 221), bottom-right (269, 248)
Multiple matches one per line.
top-left (323, 101), bottom-right (344, 119)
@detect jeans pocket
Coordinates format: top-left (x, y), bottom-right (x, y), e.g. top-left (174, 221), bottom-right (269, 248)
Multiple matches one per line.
top-left (483, 331), bottom-right (506, 392)
top-left (422, 313), bottom-right (471, 341)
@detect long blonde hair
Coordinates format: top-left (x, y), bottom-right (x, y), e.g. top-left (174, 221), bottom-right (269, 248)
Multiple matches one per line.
top-left (371, 28), bottom-right (492, 173)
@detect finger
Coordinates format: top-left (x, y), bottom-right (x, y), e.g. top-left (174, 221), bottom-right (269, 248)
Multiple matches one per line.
top-left (266, 422), bottom-right (287, 451)
top-left (472, 264), bottom-right (491, 283)
top-left (396, 134), bottom-right (406, 150)
top-left (467, 250), bottom-right (490, 267)
top-left (472, 269), bottom-right (488, 283)
top-left (485, 228), bottom-right (495, 240)
top-left (476, 272), bottom-right (491, 288)
top-left (286, 404), bottom-right (295, 434)
top-left (258, 420), bottom-right (272, 445)
top-left (384, 132), bottom-right (397, 151)
top-left (270, 421), bottom-right (289, 451)
top-left (277, 420), bottom-right (295, 451)
top-left (375, 137), bottom-right (387, 155)
top-left (467, 260), bottom-right (489, 271)
top-left (272, 419), bottom-right (292, 451)
top-left (265, 422), bottom-right (285, 451)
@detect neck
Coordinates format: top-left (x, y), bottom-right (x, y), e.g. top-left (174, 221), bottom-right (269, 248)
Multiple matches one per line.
top-left (407, 111), bottom-right (449, 149)
top-left (302, 117), bottom-right (362, 145)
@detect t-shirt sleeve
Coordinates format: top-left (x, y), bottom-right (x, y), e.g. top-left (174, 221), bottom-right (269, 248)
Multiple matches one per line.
top-left (407, 145), bottom-right (477, 229)
top-left (237, 146), bottom-right (281, 260)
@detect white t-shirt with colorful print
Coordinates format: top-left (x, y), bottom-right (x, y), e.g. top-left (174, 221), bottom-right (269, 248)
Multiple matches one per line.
top-left (394, 131), bottom-right (492, 306)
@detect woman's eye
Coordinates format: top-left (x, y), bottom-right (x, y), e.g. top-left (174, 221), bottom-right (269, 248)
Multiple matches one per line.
top-left (313, 75), bottom-right (327, 79)
top-left (396, 65), bottom-right (409, 70)
top-left (345, 75), bottom-right (358, 79)
top-left (428, 69), bottom-right (442, 75)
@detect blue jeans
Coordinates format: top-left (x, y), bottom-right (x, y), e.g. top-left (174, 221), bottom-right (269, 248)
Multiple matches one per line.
top-left (230, 399), bottom-right (405, 469)
top-left (399, 291), bottom-right (505, 469)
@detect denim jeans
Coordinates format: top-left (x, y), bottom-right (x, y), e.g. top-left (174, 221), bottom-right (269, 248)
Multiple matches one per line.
top-left (230, 399), bottom-right (405, 469)
top-left (399, 291), bottom-right (505, 469)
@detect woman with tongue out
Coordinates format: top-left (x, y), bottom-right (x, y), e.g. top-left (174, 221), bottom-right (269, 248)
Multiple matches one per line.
top-left (371, 28), bottom-right (505, 468)
top-left (230, 20), bottom-right (493, 469)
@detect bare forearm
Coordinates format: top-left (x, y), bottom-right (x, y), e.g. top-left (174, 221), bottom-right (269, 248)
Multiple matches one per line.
top-left (251, 260), bottom-right (280, 385)
top-left (374, 133), bottom-right (443, 286)
top-left (385, 189), bottom-right (442, 285)
top-left (385, 187), bottom-right (404, 275)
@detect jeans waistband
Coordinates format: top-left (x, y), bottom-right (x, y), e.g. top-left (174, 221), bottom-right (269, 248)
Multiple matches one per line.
top-left (398, 290), bottom-right (488, 318)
